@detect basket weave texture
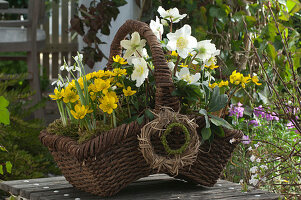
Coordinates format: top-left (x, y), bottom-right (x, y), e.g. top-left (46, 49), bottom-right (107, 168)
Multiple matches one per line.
top-left (40, 20), bottom-right (243, 197)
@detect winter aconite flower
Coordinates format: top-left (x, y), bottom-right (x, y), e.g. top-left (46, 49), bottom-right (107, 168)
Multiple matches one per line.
top-left (150, 16), bottom-right (163, 40)
top-left (49, 88), bottom-right (64, 100)
top-left (209, 82), bottom-right (218, 89)
top-left (70, 104), bottom-right (88, 119)
top-left (157, 6), bottom-right (187, 23)
top-left (251, 74), bottom-right (262, 85)
top-left (113, 68), bottom-right (127, 77)
top-left (93, 79), bottom-right (111, 94)
top-left (131, 58), bottom-right (149, 87)
top-left (176, 68), bottom-right (200, 85)
top-left (123, 86), bottom-right (136, 97)
top-left (113, 55), bottom-right (127, 65)
top-left (120, 32), bottom-right (146, 59)
top-left (63, 87), bottom-right (79, 103)
top-left (218, 80), bottom-right (229, 87)
top-left (193, 40), bottom-right (220, 62)
top-left (99, 96), bottom-right (118, 114)
top-left (166, 25), bottom-right (197, 58)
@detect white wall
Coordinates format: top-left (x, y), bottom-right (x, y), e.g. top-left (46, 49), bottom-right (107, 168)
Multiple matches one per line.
top-left (78, 0), bottom-right (141, 73)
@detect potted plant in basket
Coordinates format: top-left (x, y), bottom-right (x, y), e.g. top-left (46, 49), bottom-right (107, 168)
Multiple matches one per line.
top-left (41, 6), bottom-right (261, 197)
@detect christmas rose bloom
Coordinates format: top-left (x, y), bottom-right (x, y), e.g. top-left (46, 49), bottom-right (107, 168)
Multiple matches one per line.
top-left (131, 58), bottom-right (149, 87)
top-left (192, 40), bottom-right (220, 62)
top-left (166, 25), bottom-right (197, 58)
top-left (120, 32), bottom-right (146, 59)
top-left (176, 67), bottom-right (200, 85)
top-left (150, 16), bottom-right (163, 40)
top-left (157, 6), bottom-right (187, 23)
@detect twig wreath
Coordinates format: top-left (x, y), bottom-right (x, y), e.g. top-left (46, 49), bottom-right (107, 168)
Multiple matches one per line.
top-left (138, 108), bottom-right (200, 175)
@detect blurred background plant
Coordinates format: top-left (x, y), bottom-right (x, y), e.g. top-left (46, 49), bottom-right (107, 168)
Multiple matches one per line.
top-left (0, 75), bottom-right (60, 198)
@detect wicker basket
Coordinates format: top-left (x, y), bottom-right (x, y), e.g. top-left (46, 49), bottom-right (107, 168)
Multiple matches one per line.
top-left (40, 20), bottom-right (243, 197)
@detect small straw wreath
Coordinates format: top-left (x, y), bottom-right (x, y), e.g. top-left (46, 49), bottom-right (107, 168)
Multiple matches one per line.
top-left (138, 107), bottom-right (200, 175)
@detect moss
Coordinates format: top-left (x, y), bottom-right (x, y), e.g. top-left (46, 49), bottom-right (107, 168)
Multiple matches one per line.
top-left (46, 119), bottom-right (112, 144)
top-left (161, 122), bottom-right (191, 155)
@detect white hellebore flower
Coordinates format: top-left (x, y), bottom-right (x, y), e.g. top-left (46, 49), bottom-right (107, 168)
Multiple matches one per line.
top-left (176, 68), bottom-right (200, 85)
top-left (161, 19), bottom-right (168, 26)
top-left (168, 62), bottom-right (175, 72)
top-left (166, 25), bottom-right (197, 58)
top-left (131, 58), bottom-right (149, 87)
top-left (150, 16), bottom-right (163, 40)
top-left (204, 56), bottom-right (218, 67)
top-left (74, 53), bottom-right (83, 62)
top-left (120, 32), bottom-right (146, 59)
top-left (127, 48), bottom-right (149, 65)
top-left (157, 6), bottom-right (187, 23)
top-left (193, 40), bottom-right (220, 62)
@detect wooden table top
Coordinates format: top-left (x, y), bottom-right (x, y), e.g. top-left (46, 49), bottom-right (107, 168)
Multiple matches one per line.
top-left (0, 174), bottom-right (281, 200)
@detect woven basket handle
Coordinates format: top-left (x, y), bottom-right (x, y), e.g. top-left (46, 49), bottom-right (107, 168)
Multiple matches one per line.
top-left (107, 20), bottom-right (179, 111)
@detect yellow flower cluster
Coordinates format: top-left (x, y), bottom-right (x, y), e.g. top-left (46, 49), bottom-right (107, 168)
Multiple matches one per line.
top-left (49, 67), bottom-right (136, 120)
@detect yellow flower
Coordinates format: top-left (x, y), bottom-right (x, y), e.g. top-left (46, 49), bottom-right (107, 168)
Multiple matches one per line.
top-left (252, 75), bottom-right (262, 85)
top-left (113, 55), bottom-right (128, 65)
top-left (218, 80), bottom-right (229, 87)
top-left (171, 51), bottom-right (178, 57)
top-left (241, 75), bottom-right (251, 88)
top-left (49, 88), bottom-right (64, 100)
top-left (90, 91), bottom-right (97, 101)
top-left (116, 82), bottom-right (124, 88)
top-left (70, 104), bottom-right (88, 119)
top-left (107, 91), bottom-right (119, 102)
top-left (104, 70), bottom-right (114, 77)
top-left (204, 64), bottom-right (219, 70)
top-left (123, 86), bottom-right (137, 96)
top-left (99, 96), bottom-right (118, 114)
top-left (95, 70), bottom-right (105, 78)
top-left (85, 73), bottom-right (93, 81)
top-left (230, 70), bottom-right (243, 85)
top-left (180, 63), bottom-right (188, 68)
top-left (209, 82), bottom-right (218, 89)
top-left (113, 68), bottom-right (127, 77)
top-left (63, 87), bottom-right (79, 103)
top-left (93, 79), bottom-right (111, 94)
top-left (77, 77), bottom-right (84, 89)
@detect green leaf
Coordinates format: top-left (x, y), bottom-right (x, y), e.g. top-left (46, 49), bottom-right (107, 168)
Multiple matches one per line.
top-left (0, 96), bottom-right (9, 107)
top-left (6, 161), bottom-right (12, 173)
top-left (199, 109), bottom-right (210, 128)
top-left (0, 145), bottom-right (7, 152)
top-left (136, 115), bottom-right (144, 125)
top-left (0, 96), bottom-right (10, 125)
top-left (245, 16), bottom-right (256, 27)
top-left (208, 87), bottom-right (228, 112)
top-left (0, 165), bottom-right (3, 175)
top-left (201, 127), bottom-right (211, 141)
top-left (266, 43), bottom-right (277, 60)
top-left (210, 123), bottom-right (225, 137)
top-left (74, 81), bottom-right (87, 105)
top-left (145, 109), bottom-right (154, 121)
top-left (208, 114), bottom-right (233, 129)
top-left (287, 0), bottom-right (301, 15)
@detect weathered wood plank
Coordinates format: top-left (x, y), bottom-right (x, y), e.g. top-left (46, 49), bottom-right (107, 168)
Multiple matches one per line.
top-left (0, 175), bottom-right (281, 200)
top-left (60, 0), bottom-right (69, 78)
top-left (51, 0), bottom-right (59, 79)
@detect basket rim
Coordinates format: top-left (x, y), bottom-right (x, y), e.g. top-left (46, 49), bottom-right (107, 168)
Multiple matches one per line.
top-left (40, 114), bottom-right (243, 161)
top-left (39, 120), bottom-right (140, 161)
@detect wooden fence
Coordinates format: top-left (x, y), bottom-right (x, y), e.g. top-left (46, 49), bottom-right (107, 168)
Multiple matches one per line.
top-left (39, 0), bottom-right (78, 80)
